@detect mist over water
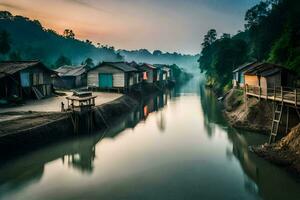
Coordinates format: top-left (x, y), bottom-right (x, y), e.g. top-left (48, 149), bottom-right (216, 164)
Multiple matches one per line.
top-left (0, 76), bottom-right (300, 200)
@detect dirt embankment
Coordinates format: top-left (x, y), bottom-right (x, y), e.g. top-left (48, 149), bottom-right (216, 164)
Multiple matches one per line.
top-left (0, 95), bottom-right (140, 154)
top-left (253, 124), bottom-right (300, 175)
top-left (223, 89), bottom-right (272, 133)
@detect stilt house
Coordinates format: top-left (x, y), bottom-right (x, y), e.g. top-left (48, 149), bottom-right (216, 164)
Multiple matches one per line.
top-left (0, 61), bottom-right (56, 101)
top-left (139, 63), bottom-right (158, 84)
top-left (244, 62), bottom-right (297, 95)
top-left (232, 61), bottom-right (259, 88)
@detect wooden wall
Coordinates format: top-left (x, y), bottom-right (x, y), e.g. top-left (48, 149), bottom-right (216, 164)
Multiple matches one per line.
top-left (245, 75), bottom-right (259, 87)
top-left (87, 65), bottom-right (125, 88)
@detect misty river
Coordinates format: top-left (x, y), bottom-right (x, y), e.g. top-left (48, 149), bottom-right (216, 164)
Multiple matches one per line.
top-left (0, 76), bottom-right (300, 200)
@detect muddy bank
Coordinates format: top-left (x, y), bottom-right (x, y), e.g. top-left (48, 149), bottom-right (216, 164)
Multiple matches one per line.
top-left (0, 94), bottom-right (140, 157)
top-left (223, 89), bottom-right (272, 133)
top-left (252, 123), bottom-right (300, 176)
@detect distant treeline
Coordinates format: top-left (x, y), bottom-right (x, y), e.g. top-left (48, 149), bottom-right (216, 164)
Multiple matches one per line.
top-left (0, 11), bottom-right (198, 69)
top-left (199, 0), bottom-right (300, 93)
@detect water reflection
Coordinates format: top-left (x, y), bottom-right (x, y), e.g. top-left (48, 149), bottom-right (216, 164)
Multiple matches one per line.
top-left (0, 77), bottom-right (300, 200)
top-left (199, 85), bottom-right (300, 200)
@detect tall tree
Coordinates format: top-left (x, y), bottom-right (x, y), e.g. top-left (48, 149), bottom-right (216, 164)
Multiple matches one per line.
top-left (63, 29), bottom-right (75, 39)
top-left (0, 30), bottom-right (11, 55)
top-left (201, 29), bottom-right (217, 48)
top-left (82, 57), bottom-right (95, 68)
top-left (55, 55), bottom-right (71, 68)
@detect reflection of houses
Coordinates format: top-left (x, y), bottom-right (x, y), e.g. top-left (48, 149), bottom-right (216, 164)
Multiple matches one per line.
top-left (0, 61), bottom-right (56, 101)
top-left (244, 63), bottom-right (296, 95)
top-left (54, 65), bottom-right (88, 89)
top-left (87, 62), bottom-right (141, 92)
top-left (232, 61), bottom-right (258, 88)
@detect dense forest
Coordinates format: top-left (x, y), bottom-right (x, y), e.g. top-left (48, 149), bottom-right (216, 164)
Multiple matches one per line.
top-left (199, 0), bottom-right (300, 94)
top-left (0, 11), bottom-right (198, 69)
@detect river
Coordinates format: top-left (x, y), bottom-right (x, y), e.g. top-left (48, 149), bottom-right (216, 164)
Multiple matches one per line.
top-left (0, 76), bottom-right (300, 200)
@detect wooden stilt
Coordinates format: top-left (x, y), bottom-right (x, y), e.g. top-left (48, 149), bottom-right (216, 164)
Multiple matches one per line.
top-left (286, 106), bottom-right (289, 134)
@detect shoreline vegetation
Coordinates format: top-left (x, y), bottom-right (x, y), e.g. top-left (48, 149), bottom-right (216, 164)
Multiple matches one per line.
top-left (198, 0), bottom-right (300, 95)
top-left (198, 0), bottom-right (300, 176)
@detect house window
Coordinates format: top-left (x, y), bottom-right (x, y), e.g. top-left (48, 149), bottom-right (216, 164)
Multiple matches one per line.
top-left (20, 72), bottom-right (30, 87)
top-left (143, 72), bottom-right (148, 80)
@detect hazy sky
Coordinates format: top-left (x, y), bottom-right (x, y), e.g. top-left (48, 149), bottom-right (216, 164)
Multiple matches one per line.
top-left (0, 0), bottom-right (259, 54)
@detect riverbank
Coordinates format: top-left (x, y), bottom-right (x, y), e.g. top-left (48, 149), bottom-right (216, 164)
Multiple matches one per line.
top-left (252, 124), bottom-right (300, 176)
top-left (0, 94), bottom-right (140, 157)
top-left (223, 88), bottom-right (300, 176)
top-left (223, 88), bottom-right (272, 133)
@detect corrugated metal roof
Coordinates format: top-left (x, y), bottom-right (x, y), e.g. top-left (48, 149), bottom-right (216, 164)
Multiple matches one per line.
top-left (244, 63), bottom-right (289, 77)
top-left (0, 60), bottom-right (51, 79)
top-left (55, 65), bottom-right (87, 77)
top-left (232, 61), bottom-right (258, 73)
top-left (154, 64), bottom-right (170, 72)
top-left (126, 61), bottom-right (144, 72)
top-left (94, 62), bottom-right (137, 72)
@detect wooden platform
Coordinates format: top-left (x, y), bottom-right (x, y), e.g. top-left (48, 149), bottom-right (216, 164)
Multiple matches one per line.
top-left (245, 85), bottom-right (300, 107)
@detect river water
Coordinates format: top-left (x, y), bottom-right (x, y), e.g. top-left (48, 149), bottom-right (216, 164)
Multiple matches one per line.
top-left (0, 76), bottom-right (300, 200)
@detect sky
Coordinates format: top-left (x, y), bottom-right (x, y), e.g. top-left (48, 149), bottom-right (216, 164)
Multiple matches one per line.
top-left (0, 0), bottom-right (259, 54)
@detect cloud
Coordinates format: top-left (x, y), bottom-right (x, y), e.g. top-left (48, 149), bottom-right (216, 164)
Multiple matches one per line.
top-left (63, 0), bottom-right (108, 13)
top-left (0, 2), bottom-right (24, 10)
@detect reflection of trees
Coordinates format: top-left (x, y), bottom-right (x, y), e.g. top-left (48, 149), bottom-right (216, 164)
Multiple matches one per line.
top-left (199, 86), bottom-right (226, 138)
top-left (199, 85), bottom-right (300, 200)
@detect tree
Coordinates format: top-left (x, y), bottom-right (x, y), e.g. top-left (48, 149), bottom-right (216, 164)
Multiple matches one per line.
top-left (153, 50), bottom-right (162, 56)
top-left (9, 51), bottom-right (22, 61)
top-left (0, 30), bottom-right (11, 55)
top-left (221, 33), bottom-right (231, 40)
top-left (82, 57), bottom-right (95, 68)
top-left (55, 55), bottom-right (71, 68)
top-left (201, 29), bottom-right (217, 48)
top-left (85, 39), bottom-right (92, 45)
top-left (0, 11), bottom-right (13, 19)
top-left (63, 29), bottom-right (75, 39)
top-left (244, 1), bottom-right (270, 30)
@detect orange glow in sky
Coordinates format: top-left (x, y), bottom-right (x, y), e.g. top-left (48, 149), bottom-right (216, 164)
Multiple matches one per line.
top-left (0, 0), bottom-right (259, 54)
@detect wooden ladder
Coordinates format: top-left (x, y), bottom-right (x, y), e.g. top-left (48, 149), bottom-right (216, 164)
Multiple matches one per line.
top-left (269, 102), bottom-right (284, 144)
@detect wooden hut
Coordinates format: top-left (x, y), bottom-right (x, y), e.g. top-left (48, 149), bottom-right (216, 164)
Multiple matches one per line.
top-left (0, 61), bottom-right (56, 101)
top-left (139, 63), bottom-right (158, 84)
top-left (87, 62), bottom-right (141, 92)
top-left (244, 63), bottom-right (296, 95)
top-left (54, 65), bottom-right (88, 89)
top-left (154, 64), bottom-right (169, 85)
top-left (232, 61), bottom-right (259, 88)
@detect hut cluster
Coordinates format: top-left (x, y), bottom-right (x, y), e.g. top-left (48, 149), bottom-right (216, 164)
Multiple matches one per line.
top-left (0, 60), bottom-right (176, 103)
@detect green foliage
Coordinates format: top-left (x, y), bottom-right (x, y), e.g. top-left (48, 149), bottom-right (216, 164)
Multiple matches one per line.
top-left (63, 29), bottom-right (75, 39)
top-left (200, 0), bottom-right (300, 94)
top-left (82, 57), bottom-right (95, 68)
top-left (55, 55), bottom-right (71, 68)
top-left (9, 51), bottom-right (22, 61)
top-left (201, 29), bottom-right (217, 48)
top-left (0, 30), bottom-right (10, 55)
top-left (199, 31), bottom-right (248, 93)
